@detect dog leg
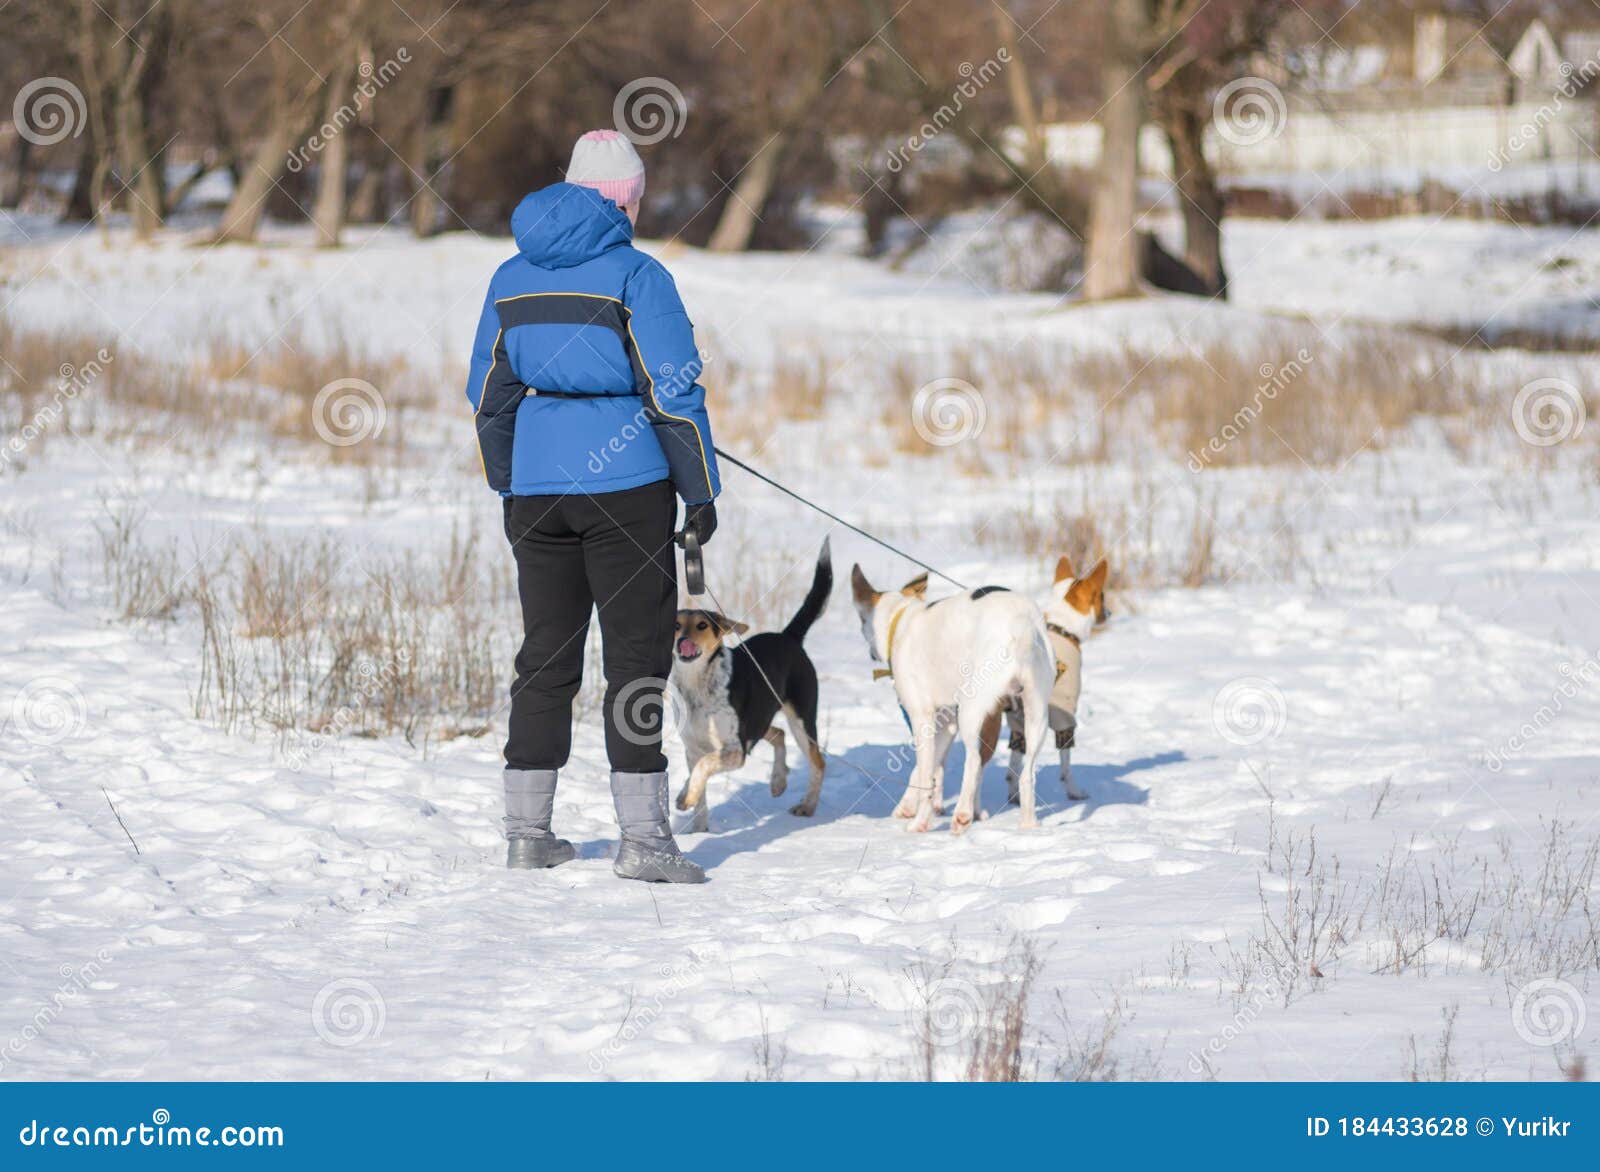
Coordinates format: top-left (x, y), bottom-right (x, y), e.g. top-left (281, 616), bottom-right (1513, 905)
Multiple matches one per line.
top-left (1019, 716), bottom-right (1048, 832)
top-left (763, 726), bottom-right (788, 797)
top-left (1004, 714), bottom-right (1026, 807)
top-left (896, 713), bottom-right (951, 820)
top-left (782, 705), bottom-right (824, 817)
top-left (952, 705), bottom-right (998, 834)
top-left (930, 711), bottom-right (956, 816)
top-left (1062, 747), bottom-right (1088, 801)
top-left (898, 717), bottom-right (940, 832)
top-left (1058, 719), bottom-right (1086, 800)
top-left (677, 746), bottom-right (744, 815)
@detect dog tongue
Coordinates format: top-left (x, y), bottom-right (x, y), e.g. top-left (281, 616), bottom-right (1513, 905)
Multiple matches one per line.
top-left (678, 637), bottom-right (699, 657)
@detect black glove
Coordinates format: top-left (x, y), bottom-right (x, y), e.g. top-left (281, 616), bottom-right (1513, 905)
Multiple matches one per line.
top-left (679, 501), bottom-right (717, 547)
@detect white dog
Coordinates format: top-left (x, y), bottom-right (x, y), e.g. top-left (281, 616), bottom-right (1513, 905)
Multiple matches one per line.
top-left (850, 567), bottom-right (1053, 832)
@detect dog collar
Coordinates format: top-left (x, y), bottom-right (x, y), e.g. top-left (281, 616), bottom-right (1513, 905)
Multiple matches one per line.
top-left (1046, 621), bottom-right (1083, 649)
top-left (871, 603), bottom-right (913, 681)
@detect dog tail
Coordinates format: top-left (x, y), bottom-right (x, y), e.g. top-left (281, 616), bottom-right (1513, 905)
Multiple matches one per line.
top-left (783, 537), bottom-right (833, 643)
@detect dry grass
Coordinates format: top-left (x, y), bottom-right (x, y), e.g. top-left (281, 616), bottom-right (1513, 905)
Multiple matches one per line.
top-left (0, 318), bottom-right (434, 468)
top-left (909, 935), bottom-right (1042, 1082)
top-left (834, 321), bottom-right (1509, 480)
top-left (1223, 815), bottom-right (1600, 1014)
top-left (970, 485), bottom-right (1230, 591)
top-left (98, 503), bottom-right (513, 750)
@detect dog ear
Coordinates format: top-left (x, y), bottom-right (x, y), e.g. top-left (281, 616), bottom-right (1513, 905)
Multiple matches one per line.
top-left (1067, 559), bottom-right (1109, 615)
top-left (901, 572), bottom-right (929, 598)
top-left (1054, 554), bottom-right (1074, 584)
top-left (710, 613), bottom-right (748, 636)
top-left (851, 564), bottom-right (879, 606)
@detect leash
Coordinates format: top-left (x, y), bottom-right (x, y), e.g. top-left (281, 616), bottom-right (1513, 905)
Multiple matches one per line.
top-left (714, 447), bottom-right (968, 590)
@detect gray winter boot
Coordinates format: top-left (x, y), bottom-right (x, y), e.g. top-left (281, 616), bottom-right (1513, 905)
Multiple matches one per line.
top-left (610, 770), bottom-right (706, 884)
top-left (504, 768), bottom-right (575, 870)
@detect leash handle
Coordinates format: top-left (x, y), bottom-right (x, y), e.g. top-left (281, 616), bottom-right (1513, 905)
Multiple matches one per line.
top-left (680, 528), bottom-right (705, 596)
top-left (714, 447), bottom-right (966, 590)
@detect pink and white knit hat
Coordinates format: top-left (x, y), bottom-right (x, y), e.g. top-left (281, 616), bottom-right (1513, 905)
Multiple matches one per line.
top-left (566, 130), bottom-right (646, 207)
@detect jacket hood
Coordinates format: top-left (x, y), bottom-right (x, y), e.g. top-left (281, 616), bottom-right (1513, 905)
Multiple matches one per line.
top-left (511, 183), bottom-right (633, 269)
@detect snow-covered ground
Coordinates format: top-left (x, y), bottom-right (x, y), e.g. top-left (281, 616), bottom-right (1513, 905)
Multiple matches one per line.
top-left (2, 207), bottom-right (1598, 1080)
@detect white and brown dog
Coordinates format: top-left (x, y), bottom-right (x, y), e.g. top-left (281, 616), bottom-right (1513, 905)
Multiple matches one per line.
top-left (1003, 555), bottom-right (1109, 804)
top-left (850, 565), bottom-right (1054, 832)
top-left (669, 540), bottom-right (832, 833)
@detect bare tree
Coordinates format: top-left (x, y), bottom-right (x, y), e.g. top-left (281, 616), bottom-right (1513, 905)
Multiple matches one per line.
top-left (1083, 0), bottom-right (1154, 301)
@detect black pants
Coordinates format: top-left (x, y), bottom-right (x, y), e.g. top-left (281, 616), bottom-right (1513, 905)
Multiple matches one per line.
top-left (503, 481), bottom-right (678, 773)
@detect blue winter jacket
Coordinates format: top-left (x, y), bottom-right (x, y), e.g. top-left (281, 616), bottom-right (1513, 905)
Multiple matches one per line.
top-left (464, 183), bottom-right (720, 503)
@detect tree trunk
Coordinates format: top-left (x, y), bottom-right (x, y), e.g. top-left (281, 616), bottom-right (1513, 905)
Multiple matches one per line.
top-left (310, 56), bottom-right (356, 247)
top-left (114, 31), bottom-right (166, 239)
top-left (1083, 0), bottom-right (1150, 301)
top-left (707, 132), bottom-right (786, 253)
top-left (346, 126), bottom-right (383, 222)
top-left (74, 0), bottom-right (114, 236)
top-left (1163, 101), bottom-right (1225, 297)
top-left (216, 68), bottom-right (324, 244)
top-left (409, 83), bottom-right (455, 238)
top-left (996, 6), bottom-right (1044, 173)
top-left (61, 140), bottom-right (97, 221)
top-left (861, 163), bottom-right (902, 257)
top-left (2, 136), bottom-right (34, 209)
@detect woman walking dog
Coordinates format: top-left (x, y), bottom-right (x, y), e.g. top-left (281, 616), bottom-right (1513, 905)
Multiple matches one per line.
top-left (465, 130), bottom-right (720, 884)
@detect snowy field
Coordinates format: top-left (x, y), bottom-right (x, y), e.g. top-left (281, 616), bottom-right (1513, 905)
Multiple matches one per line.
top-left (2, 206), bottom-right (1598, 1080)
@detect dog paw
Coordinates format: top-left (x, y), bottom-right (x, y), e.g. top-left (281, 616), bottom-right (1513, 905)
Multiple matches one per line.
top-left (789, 799), bottom-right (816, 817)
top-left (675, 790), bottom-right (695, 812)
top-left (893, 802), bottom-right (916, 819)
top-left (1018, 814), bottom-right (1038, 831)
top-left (770, 774), bottom-right (788, 797)
top-left (950, 809), bottom-right (974, 835)
top-left (1065, 788), bottom-right (1088, 802)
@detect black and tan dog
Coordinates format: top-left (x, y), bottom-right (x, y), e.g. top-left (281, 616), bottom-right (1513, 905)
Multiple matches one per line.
top-left (669, 540), bottom-right (832, 832)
